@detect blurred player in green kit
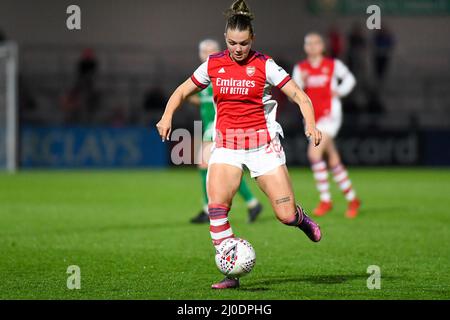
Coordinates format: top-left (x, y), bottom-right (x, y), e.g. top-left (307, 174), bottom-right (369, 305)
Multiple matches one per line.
top-left (189, 39), bottom-right (263, 224)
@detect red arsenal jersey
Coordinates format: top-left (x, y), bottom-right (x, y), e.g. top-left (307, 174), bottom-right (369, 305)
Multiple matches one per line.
top-left (297, 58), bottom-right (335, 121)
top-left (292, 58), bottom-right (356, 122)
top-left (191, 50), bottom-right (291, 149)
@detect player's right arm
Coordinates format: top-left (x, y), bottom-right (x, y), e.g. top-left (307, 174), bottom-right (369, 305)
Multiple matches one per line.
top-left (156, 78), bottom-right (201, 142)
top-left (157, 60), bottom-right (210, 141)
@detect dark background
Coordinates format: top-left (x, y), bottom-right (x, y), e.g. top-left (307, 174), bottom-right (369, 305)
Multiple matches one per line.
top-left (1, 0), bottom-right (449, 167)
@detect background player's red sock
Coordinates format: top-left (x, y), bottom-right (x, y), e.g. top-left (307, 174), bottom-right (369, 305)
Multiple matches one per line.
top-left (208, 204), bottom-right (234, 249)
top-left (331, 163), bottom-right (357, 201)
top-left (311, 160), bottom-right (331, 203)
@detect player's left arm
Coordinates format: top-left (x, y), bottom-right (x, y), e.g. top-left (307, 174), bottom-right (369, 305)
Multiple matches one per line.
top-left (266, 58), bottom-right (322, 146)
top-left (281, 80), bottom-right (322, 147)
top-left (333, 59), bottom-right (356, 97)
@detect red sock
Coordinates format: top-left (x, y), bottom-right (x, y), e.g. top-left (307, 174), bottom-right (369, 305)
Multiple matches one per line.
top-left (331, 163), bottom-right (357, 201)
top-left (311, 160), bottom-right (331, 202)
top-left (208, 204), bottom-right (234, 249)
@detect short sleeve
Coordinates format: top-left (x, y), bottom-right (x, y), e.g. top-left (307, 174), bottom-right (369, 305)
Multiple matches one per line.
top-left (191, 60), bottom-right (210, 89)
top-left (266, 59), bottom-right (291, 89)
top-left (334, 59), bottom-right (351, 79)
top-left (333, 59), bottom-right (356, 97)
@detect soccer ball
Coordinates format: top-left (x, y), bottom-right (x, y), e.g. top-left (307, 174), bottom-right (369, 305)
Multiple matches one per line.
top-left (215, 238), bottom-right (256, 278)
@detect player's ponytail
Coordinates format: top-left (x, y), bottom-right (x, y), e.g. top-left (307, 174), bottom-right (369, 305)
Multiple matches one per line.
top-left (225, 0), bottom-right (255, 36)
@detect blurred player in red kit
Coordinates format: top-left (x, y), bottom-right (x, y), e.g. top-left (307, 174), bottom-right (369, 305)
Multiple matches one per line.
top-left (292, 32), bottom-right (361, 218)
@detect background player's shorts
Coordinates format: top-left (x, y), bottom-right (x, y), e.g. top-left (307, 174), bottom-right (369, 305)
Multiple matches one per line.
top-left (316, 101), bottom-right (342, 138)
top-left (208, 135), bottom-right (286, 178)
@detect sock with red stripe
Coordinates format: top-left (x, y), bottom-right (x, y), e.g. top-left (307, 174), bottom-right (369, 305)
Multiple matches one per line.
top-left (331, 163), bottom-right (356, 202)
top-left (311, 160), bottom-right (331, 202)
top-left (208, 204), bottom-right (234, 250)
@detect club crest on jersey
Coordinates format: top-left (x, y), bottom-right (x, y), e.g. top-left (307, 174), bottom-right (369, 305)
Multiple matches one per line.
top-left (321, 66), bottom-right (330, 74)
top-left (246, 66), bottom-right (256, 77)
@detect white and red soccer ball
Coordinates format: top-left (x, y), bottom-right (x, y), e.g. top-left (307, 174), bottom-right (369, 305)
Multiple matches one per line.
top-left (215, 238), bottom-right (256, 278)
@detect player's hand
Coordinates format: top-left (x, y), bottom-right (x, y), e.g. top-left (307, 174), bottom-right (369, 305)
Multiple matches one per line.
top-left (305, 126), bottom-right (322, 147)
top-left (156, 116), bottom-right (172, 142)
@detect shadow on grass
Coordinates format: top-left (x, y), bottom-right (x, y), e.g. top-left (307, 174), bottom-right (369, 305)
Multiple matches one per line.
top-left (237, 287), bottom-right (270, 292)
top-left (92, 216), bottom-right (276, 233)
top-left (309, 204), bottom-right (414, 220)
top-left (242, 273), bottom-right (400, 291)
top-left (356, 205), bottom-right (414, 216)
top-left (10, 218), bottom-right (276, 237)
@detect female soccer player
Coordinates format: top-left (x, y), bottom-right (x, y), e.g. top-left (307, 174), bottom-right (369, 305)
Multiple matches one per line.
top-left (190, 39), bottom-right (263, 224)
top-left (292, 32), bottom-right (361, 218)
top-left (157, 0), bottom-right (322, 289)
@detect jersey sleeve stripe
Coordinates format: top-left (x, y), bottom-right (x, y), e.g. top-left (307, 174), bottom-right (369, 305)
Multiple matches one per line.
top-left (191, 75), bottom-right (208, 89)
top-left (277, 75), bottom-right (291, 89)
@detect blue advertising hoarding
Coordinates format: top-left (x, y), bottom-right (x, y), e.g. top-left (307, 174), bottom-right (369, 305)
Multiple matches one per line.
top-left (16, 127), bottom-right (450, 168)
top-left (20, 126), bottom-right (168, 168)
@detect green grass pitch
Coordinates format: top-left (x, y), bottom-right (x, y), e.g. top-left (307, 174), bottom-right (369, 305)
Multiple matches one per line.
top-left (0, 168), bottom-right (449, 300)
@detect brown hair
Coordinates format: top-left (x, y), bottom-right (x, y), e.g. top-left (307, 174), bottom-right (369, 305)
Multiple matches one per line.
top-left (224, 0), bottom-right (255, 36)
